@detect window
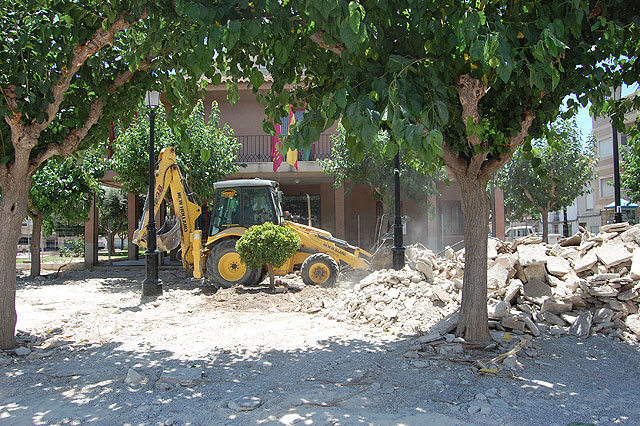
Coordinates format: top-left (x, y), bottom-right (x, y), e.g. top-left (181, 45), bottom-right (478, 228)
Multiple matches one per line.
top-left (599, 139), bottom-right (613, 158)
top-left (586, 191), bottom-right (594, 210)
top-left (553, 224), bottom-right (559, 234)
top-left (282, 195), bottom-right (321, 228)
top-left (439, 201), bottom-right (465, 237)
top-left (590, 225), bottom-right (600, 234)
top-left (600, 177), bottom-right (614, 198)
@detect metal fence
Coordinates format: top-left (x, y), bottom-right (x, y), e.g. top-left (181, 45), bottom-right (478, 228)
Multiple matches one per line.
top-left (236, 134), bottom-right (334, 163)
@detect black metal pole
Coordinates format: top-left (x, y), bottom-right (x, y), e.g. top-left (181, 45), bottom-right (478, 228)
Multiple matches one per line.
top-left (610, 86), bottom-right (623, 224)
top-left (142, 108), bottom-right (162, 296)
top-left (392, 152), bottom-right (405, 269)
top-left (563, 206), bottom-right (569, 237)
top-left (612, 120), bottom-right (623, 224)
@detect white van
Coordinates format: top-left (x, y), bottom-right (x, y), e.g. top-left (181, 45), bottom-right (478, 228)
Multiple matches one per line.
top-left (505, 226), bottom-right (534, 242)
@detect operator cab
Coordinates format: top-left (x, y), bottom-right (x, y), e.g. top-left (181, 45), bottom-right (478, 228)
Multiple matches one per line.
top-left (209, 179), bottom-right (282, 235)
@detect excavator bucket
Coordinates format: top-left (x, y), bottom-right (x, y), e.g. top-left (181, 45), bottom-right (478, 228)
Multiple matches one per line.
top-left (157, 216), bottom-right (181, 252)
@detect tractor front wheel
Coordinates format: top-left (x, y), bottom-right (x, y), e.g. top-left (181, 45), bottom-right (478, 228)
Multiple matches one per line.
top-left (301, 253), bottom-right (339, 287)
top-left (205, 239), bottom-right (261, 288)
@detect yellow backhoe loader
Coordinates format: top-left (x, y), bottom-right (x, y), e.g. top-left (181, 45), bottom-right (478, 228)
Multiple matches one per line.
top-left (133, 147), bottom-right (373, 288)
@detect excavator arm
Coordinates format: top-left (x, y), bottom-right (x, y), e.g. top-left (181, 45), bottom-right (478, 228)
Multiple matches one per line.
top-left (283, 220), bottom-right (373, 269)
top-left (132, 147), bottom-right (202, 272)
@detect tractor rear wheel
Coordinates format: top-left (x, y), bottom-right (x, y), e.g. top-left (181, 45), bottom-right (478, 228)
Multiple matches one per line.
top-left (205, 239), bottom-right (261, 288)
top-left (301, 253), bottom-right (339, 287)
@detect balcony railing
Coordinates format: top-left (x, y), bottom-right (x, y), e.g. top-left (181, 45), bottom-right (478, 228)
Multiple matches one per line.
top-left (236, 134), bottom-right (333, 163)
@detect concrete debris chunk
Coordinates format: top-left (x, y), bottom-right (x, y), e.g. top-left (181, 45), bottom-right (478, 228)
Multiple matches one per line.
top-left (625, 314), bottom-right (640, 336)
top-left (569, 311), bottom-right (593, 338)
top-left (594, 243), bottom-right (633, 268)
top-left (517, 244), bottom-right (548, 266)
top-left (487, 263), bottom-right (509, 290)
top-left (523, 277), bottom-right (552, 305)
top-left (546, 257), bottom-right (570, 277)
top-left (601, 222), bottom-right (631, 233)
top-left (159, 368), bottom-right (202, 386)
top-left (541, 299), bottom-right (572, 315)
top-left (574, 252), bottom-right (598, 273)
top-left (631, 249), bottom-right (640, 279)
top-left (559, 234), bottom-right (582, 247)
top-left (620, 226), bottom-right (640, 245)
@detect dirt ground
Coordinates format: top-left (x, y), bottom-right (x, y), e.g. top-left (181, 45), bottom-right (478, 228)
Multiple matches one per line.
top-left (2, 266), bottom-right (640, 426)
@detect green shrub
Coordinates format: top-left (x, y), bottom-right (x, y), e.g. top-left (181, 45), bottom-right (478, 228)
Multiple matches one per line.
top-left (61, 239), bottom-right (84, 257)
top-left (236, 222), bottom-right (300, 289)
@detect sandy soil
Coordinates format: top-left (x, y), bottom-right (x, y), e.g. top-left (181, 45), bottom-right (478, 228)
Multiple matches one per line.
top-left (1, 266), bottom-right (640, 426)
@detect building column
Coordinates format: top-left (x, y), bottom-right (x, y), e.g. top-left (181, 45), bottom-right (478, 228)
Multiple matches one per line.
top-left (494, 188), bottom-right (506, 240)
top-left (334, 184), bottom-right (345, 239)
top-left (84, 194), bottom-right (99, 267)
top-left (127, 193), bottom-right (139, 260)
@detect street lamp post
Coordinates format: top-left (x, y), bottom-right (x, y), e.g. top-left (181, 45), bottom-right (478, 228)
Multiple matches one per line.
top-left (392, 151), bottom-right (405, 270)
top-left (611, 86), bottom-right (623, 224)
top-left (142, 90), bottom-right (162, 296)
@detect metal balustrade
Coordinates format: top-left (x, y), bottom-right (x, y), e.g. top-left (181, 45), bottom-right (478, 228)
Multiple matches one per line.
top-left (236, 134), bottom-right (334, 163)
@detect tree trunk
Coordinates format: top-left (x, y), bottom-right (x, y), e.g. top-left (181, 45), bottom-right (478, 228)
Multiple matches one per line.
top-left (267, 264), bottom-right (275, 290)
top-left (455, 175), bottom-right (492, 344)
top-left (0, 173), bottom-right (32, 349)
top-left (29, 213), bottom-right (44, 278)
top-left (108, 230), bottom-right (114, 259)
top-left (541, 210), bottom-right (549, 244)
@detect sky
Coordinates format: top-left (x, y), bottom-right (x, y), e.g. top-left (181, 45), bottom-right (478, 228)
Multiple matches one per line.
top-left (574, 83), bottom-right (639, 140)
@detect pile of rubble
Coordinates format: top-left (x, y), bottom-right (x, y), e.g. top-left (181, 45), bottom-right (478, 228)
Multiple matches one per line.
top-left (321, 223), bottom-right (640, 342)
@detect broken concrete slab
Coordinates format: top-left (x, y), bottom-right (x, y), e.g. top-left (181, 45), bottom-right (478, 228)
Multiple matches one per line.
top-left (488, 300), bottom-right (510, 319)
top-left (625, 314), bottom-right (640, 336)
top-left (541, 299), bottom-right (573, 315)
top-left (502, 316), bottom-right (526, 332)
top-left (517, 244), bottom-right (548, 266)
top-left (631, 249), bottom-right (640, 279)
top-left (621, 226), bottom-right (640, 245)
top-left (574, 252), bottom-right (598, 273)
top-left (601, 222), bottom-right (631, 233)
top-left (159, 368), bottom-right (202, 386)
top-left (560, 234), bottom-right (582, 247)
top-left (524, 263), bottom-right (547, 283)
top-left (487, 263), bottom-right (509, 290)
top-left (523, 277), bottom-right (553, 305)
top-left (594, 243), bottom-right (633, 268)
top-left (504, 279), bottom-right (523, 304)
top-left (546, 257), bottom-right (570, 277)
top-left (569, 310), bottom-right (593, 338)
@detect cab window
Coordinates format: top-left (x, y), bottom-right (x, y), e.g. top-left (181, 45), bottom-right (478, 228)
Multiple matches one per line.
top-left (210, 188), bottom-right (240, 235)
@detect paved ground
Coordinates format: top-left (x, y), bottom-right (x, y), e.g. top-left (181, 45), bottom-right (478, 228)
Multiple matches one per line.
top-left (1, 267), bottom-right (640, 425)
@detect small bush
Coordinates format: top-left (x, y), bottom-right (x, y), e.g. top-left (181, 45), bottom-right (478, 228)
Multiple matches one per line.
top-left (61, 239), bottom-right (84, 257)
top-left (236, 222), bottom-right (300, 289)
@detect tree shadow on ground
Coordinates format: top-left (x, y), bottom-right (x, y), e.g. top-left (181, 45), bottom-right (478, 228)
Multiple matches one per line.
top-left (2, 326), bottom-right (640, 425)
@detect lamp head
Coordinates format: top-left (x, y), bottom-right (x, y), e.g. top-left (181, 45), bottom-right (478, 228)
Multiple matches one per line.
top-left (145, 91), bottom-right (160, 109)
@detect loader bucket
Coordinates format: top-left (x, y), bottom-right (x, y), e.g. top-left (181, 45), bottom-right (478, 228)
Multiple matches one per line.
top-left (157, 216), bottom-right (181, 252)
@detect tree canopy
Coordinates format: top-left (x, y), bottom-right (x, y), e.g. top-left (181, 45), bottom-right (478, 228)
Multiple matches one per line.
top-left (27, 151), bottom-right (105, 277)
top-left (109, 100), bottom-right (240, 204)
top-left (320, 124), bottom-right (445, 211)
top-left (621, 135), bottom-right (640, 204)
top-left (496, 119), bottom-right (597, 242)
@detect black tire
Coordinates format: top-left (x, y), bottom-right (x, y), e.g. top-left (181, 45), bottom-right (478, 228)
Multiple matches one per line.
top-left (205, 239), bottom-right (261, 288)
top-left (301, 253), bottom-right (339, 287)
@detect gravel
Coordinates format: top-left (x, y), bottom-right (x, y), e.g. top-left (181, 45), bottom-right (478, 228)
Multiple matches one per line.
top-left (1, 266), bottom-right (639, 425)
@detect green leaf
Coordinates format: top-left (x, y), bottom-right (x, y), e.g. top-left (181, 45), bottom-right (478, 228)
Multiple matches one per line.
top-left (348, 2), bottom-right (361, 34)
top-left (339, 20), bottom-right (358, 51)
top-left (334, 89), bottom-right (347, 109)
top-left (249, 69), bottom-right (264, 89)
top-left (497, 60), bottom-right (513, 83)
top-left (200, 148), bottom-right (211, 163)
